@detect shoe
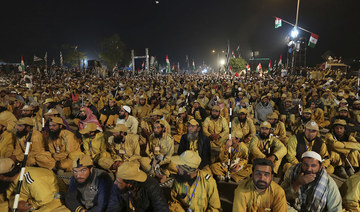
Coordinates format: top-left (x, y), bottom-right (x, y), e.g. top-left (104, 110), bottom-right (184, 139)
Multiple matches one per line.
top-left (334, 166), bottom-right (348, 179)
top-left (345, 167), bottom-right (355, 177)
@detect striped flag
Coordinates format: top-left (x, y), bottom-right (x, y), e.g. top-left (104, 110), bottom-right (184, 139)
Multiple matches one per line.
top-left (268, 60), bottom-right (272, 72)
top-left (256, 63), bottom-right (262, 73)
top-left (192, 59), bottom-right (195, 71)
top-left (275, 17), bottom-right (282, 28)
top-left (278, 54), bottom-right (282, 69)
top-left (232, 50), bottom-right (236, 58)
top-left (308, 33), bottom-right (319, 48)
top-left (246, 63), bottom-right (250, 73)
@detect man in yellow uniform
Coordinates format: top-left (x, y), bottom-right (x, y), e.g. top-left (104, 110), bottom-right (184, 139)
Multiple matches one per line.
top-left (189, 100), bottom-right (208, 122)
top-left (173, 107), bottom-right (193, 143)
top-left (169, 150), bottom-right (221, 212)
top-left (196, 90), bottom-right (209, 110)
top-left (309, 101), bottom-right (330, 128)
top-left (155, 97), bottom-right (172, 123)
top-left (284, 121), bottom-right (333, 174)
top-left (0, 102), bottom-right (18, 132)
top-left (350, 100), bottom-right (360, 124)
top-left (79, 123), bottom-right (106, 165)
top-left (325, 119), bottom-right (360, 178)
top-left (233, 158), bottom-right (287, 211)
top-left (210, 130), bottom-right (252, 182)
top-left (340, 171), bottom-right (360, 211)
top-left (91, 94), bottom-right (104, 113)
top-left (0, 120), bottom-right (15, 158)
top-left (0, 158), bottom-right (68, 211)
top-left (223, 88), bottom-right (235, 109)
top-left (249, 121), bottom-right (287, 174)
top-left (133, 95), bottom-right (151, 120)
top-left (98, 124), bottom-right (141, 171)
top-left (231, 108), bottom-right (256, 147)
top-left (11, 117), bottom-right (54, 170)
top-left (140, 110), bottom-right (171, 140)
top-left (99, 98), bottom-right (120, 128)
top-left (203, 105), bottom-right (229, 148)
top-left (140, 120), bottom-right (174, 183)
top-left (21, 105), bottom-right (42, 131)
top-left (291, 108), bottom-right (312, 135)
top-left (266, 112), bottom-right (288, 145)
top-left (48, 117), bottom-right (83, 172)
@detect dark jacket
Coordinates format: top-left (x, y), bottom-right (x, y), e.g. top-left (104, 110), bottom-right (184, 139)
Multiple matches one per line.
top-left (107, 176), bottom-right (169, 212)
top-left (65, 168), bottom-right (113, 212)
top-left (178, 132), bottom-right (211, 169)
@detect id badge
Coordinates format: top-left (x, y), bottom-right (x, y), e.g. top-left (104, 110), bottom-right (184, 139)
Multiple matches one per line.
top-left (56, 146), bottom-right (60, 153)
top-left (154, 146), bottom-right (160, 152)
top-left (119, 149), bottom-right (126, 155)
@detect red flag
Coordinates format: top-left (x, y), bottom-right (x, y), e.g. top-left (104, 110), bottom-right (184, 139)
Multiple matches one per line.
top-left (232, 51), bottom-right (236, 58)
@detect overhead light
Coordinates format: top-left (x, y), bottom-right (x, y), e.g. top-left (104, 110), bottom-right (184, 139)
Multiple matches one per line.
top-left (291, 27), bottom-right (299, 38)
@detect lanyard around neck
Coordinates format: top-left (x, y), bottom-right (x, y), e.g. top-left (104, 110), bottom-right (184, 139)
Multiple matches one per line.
top-left (186, 172), bottom-right (200, 209)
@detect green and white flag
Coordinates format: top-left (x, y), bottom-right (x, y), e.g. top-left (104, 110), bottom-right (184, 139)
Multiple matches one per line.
top-left (256, 63), bottom-right (262, 73)
top-left (275, 17), bottom-right (282, 28)
top-left (308, 33), bottom-right (319, 48)
top-left (166, 55), bottom-right (170, 72)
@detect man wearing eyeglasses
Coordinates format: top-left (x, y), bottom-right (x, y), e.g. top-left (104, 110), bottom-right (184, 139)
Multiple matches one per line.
top-left (65, 154), bottom-right (113, 212)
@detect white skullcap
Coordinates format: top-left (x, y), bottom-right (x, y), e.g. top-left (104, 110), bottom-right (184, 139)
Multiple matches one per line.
top-left (301, 151), bottom-right (323, 162)
top-left (122, 106), bottom-right (131, 113)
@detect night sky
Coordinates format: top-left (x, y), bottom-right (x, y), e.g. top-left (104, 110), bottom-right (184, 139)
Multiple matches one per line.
top-left (0, 0), bottom-right (359, 68)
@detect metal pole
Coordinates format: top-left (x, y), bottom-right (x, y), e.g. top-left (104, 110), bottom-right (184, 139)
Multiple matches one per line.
top-left (304, 40), bottom-right (307, 67)
top-left (291, 51), bottom-right (295, 75)
top-left (145, 48), bottom-right (149, 74)
top-left (295, 0), bottom-right (300, 27)
top-left (131, 50), bottom-right (135, 73)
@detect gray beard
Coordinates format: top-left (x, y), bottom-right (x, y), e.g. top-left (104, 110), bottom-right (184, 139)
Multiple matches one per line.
top-left (187, 132), bottom-right (199, 141)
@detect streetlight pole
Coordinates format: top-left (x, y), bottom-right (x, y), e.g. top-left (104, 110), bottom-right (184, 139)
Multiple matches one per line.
top-left (295, 0), bottom-right (300, 27)
top-left (291, 0), bottom-right (300, 75)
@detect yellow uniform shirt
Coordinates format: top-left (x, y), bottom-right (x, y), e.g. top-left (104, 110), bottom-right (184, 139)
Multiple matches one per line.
top-left (82, 132), bottom-right (107, 160)
top-left (48, 129), bottom-right (82, 161)
top-left (233, 178), bottom-right (287, 212)
top-left (0, 130), bottom-right (15, 158)
top-left (6, 167), bottom-right (66, 211)
top-left (203, 116), bottom-right (229, 147)
top-left (169, 170), bottom-right (221, 212)
top-left (340, 172), bottom-right (360, 211)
